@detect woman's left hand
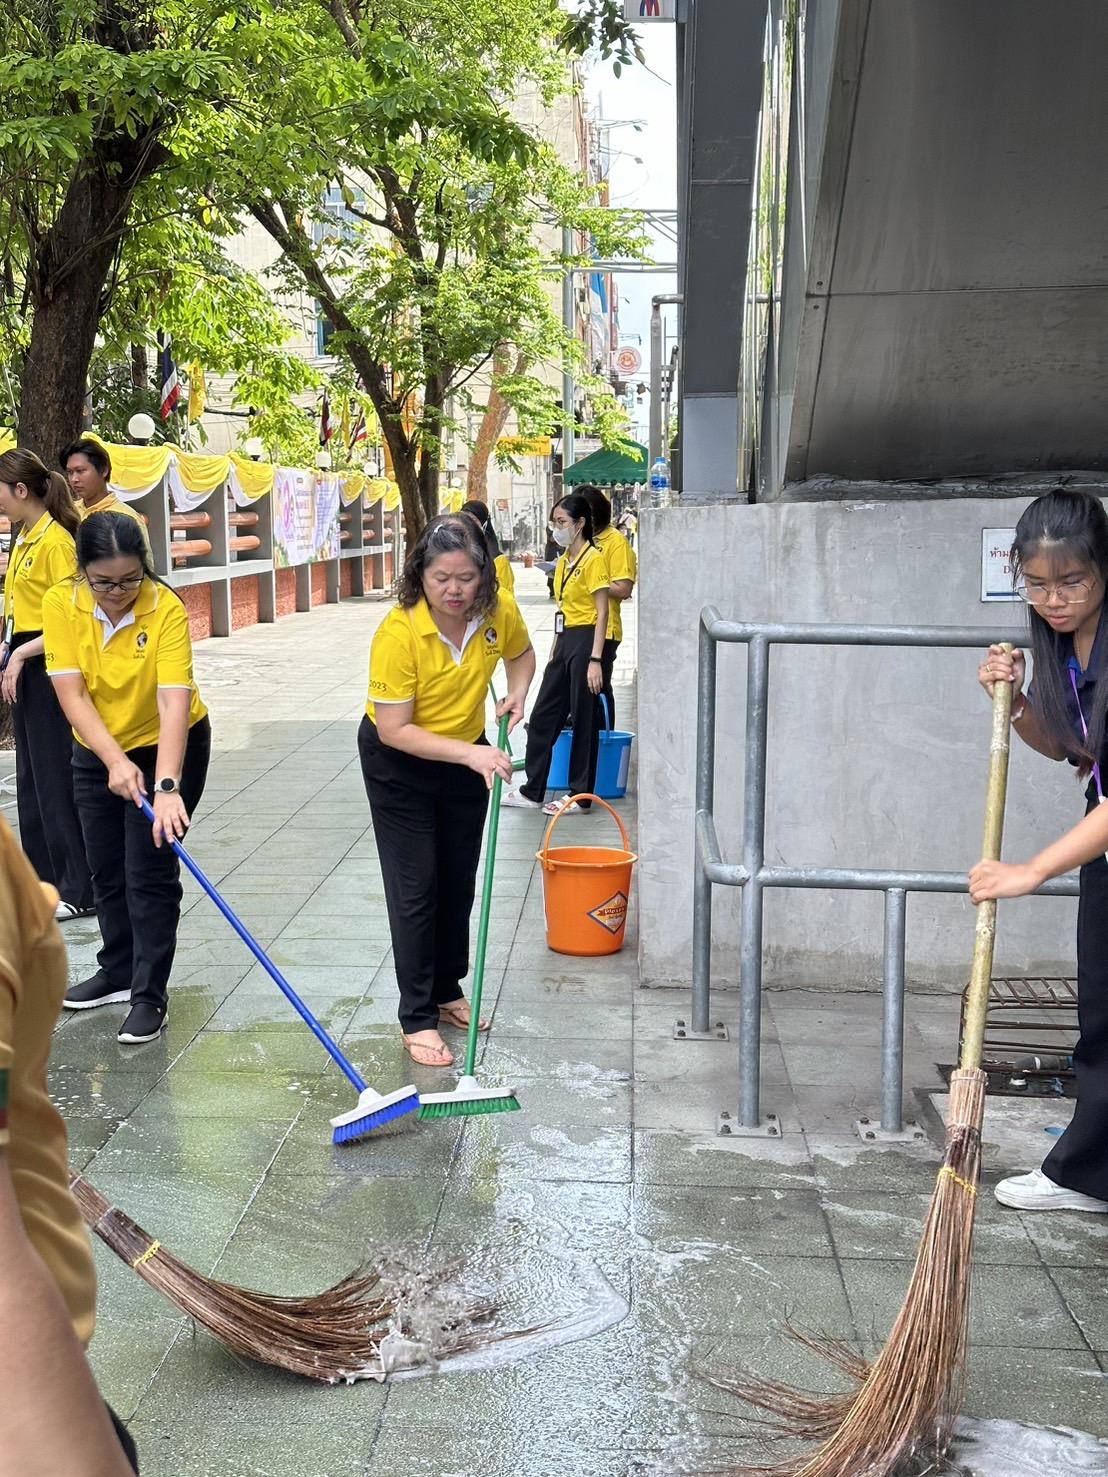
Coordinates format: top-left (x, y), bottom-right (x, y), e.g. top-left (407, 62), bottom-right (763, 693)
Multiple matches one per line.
top-left (151, 791), bottom-right (190, 848)
top-left (495, 693), bottom-right (526, 734)
top-left (587, 660), bottom-right (603, 696)
top-left (0, 651), bottom-right (23, 705)
top-left (968, 859), bottom-right (1044, 902)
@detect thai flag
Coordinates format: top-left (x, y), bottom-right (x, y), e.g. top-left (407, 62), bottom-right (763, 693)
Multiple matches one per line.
top-left (158, 333), bottom-right (180, 420)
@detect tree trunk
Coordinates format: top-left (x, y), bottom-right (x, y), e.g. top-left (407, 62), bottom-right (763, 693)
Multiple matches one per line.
top-left (130, 342), bottom-right (149, 393)
top-left (18, 137), bottom-right (165, 460)
top-left (467, 348), bottom-right (526, 501)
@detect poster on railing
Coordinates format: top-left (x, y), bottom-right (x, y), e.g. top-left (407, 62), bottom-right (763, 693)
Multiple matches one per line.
top-left (272, 469), bottom-right (342, 567)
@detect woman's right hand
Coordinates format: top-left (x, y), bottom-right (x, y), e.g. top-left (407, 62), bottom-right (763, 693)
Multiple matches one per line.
top-left (465, 742), bottom-right (514, 790)
top-left (978, 644), bottom-right (1025, 699)
top-left (107, 757), bottom-right (146, 806)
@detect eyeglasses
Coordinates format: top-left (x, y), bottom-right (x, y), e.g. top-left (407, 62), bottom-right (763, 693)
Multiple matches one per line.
top-left (1015, 576), bottom-right (1097, 606)
top-left (88, 575), bottom-right (145, 594)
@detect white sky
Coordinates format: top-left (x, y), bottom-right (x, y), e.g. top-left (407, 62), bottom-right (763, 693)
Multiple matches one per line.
top-left (587, 23), bottom-right (679, 439)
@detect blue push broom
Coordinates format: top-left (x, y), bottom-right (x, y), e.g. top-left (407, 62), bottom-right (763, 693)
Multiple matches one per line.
top-left (140, 801), bottom-right (418, 1142)
top-left (418, 714), bottom-right (520, 1120)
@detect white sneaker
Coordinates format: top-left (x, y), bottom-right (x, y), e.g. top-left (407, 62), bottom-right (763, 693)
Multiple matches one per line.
top-left (994, 1167), bottom-right (1108, 1213)
top-left (501, 787), bottom-right (541, 810)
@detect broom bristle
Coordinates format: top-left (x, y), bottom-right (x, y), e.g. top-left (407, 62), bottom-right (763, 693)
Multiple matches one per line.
top-left (710, 1069), bottom-right (986, 1477)
top-left (68, 1170), bottom-right (499, 1384)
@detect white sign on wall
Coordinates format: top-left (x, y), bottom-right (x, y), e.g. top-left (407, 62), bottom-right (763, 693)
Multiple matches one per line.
top-left (624, 0), bottom-right (676, 19)
top-left (981, 528), bottom-right (1019, 602)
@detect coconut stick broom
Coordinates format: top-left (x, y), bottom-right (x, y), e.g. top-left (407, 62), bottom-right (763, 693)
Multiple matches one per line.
top-left (69, 1171), bottom-right (492, 1384)
top-left (711, 657), bottom-right (1014, 1477)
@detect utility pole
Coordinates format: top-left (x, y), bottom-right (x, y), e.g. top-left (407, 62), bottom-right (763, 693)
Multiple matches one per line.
top-left (650, 294), bottom-right (683, 472)
top-left (562, 224), bottom-right (576, 474)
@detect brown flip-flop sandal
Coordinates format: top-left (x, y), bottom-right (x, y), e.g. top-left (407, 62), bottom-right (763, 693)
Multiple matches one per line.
top-left (438, 1001), bottom-right (490, 1033)
top-left (401, 1033), bottom-right (455, 1068)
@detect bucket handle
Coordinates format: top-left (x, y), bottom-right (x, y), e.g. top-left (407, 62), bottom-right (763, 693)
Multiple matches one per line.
top-left (539, 794), bottom-right (630, 868)
top-left (599, 693), bottom-right (611, 732)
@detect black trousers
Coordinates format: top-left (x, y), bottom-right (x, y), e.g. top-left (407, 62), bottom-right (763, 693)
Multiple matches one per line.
top-left (107, 1404), bottom-right (139, 1472)
top-left (72, 718), bottom-right (210, 1011)
top-left (9, 635), bottom-right (93, 908)
top-left (520, 625), bottom-right (602, 804)
top-left (1043, 794), bottom-right (1108, 1198)
top-left (359, 716), bottom-right (489, 1034)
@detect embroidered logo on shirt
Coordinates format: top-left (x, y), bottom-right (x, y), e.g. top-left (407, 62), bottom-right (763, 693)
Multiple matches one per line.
top-left (136, 630), bottom-right (148, 650)
top-left (485, 627), bottom-right (498, 645)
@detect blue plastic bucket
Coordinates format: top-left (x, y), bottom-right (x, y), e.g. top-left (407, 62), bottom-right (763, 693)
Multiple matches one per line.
top-left (546, 697), bottom-right (634, 799)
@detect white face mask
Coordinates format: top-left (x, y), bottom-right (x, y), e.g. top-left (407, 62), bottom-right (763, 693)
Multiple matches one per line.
top-left (552, 525), bottom-right (575, 548)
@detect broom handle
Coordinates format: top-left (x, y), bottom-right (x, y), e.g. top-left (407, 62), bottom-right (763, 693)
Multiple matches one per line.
top-left (959, 648), bottom-right (1014, 1072)
top-left (462, 713), bottom-right (511, 1079)
top-left (139, 800), bottom-right (369, 1094)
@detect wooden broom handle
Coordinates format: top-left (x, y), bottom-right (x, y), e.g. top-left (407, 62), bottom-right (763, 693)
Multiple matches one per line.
top-left (960, 644), bottom-right (1014, 1071)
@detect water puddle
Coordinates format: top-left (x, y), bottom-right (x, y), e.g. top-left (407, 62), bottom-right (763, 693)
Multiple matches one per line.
top-left (945, 1417), bottom-right (1108, 1474)
top-left (338, 1215), bottom-right (628, 1384)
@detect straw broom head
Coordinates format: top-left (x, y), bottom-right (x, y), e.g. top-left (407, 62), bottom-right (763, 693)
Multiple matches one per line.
top-left (706, 664), bottom-right (1012, 1476)
top-left (70, 1171), bottom-right (495, 1384)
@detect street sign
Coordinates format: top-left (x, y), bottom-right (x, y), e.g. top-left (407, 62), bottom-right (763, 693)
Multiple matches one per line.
top-left (624, 0), bottom-right (676, 18)
top-left (611, 346), bottom-right (642, 375)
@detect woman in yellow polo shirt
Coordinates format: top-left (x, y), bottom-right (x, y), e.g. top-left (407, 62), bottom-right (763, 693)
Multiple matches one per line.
top-left (362, 513), bottom-right (535, 1069)
top-left (43, 512), bottom-right (210, 1045)
top-left (60, 438), bottom-right (152, 553)
top-left (0, 447), bottom-right (94, 921)
top-left (460, 499), bottom-right (514, 595)
top-left (503, 493), bottom-right (610, 816)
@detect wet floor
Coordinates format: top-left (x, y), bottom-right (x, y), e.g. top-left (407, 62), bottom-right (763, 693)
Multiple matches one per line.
top-left (19, 574), bottom-right (1108, 1474)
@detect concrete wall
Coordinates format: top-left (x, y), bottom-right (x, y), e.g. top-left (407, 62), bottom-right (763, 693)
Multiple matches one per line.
top-left (637, 498), bottom-right (1082, 993)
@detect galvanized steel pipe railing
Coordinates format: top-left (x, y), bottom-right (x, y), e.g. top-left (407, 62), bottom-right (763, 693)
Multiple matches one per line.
top-left (691, 610), bottom-right (1081, 1136)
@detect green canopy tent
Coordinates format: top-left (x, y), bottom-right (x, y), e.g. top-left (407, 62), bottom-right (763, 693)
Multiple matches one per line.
top-left (562, 441), bottom-right (648, 486)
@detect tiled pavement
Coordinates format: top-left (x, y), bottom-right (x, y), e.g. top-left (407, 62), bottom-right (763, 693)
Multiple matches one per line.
top-left (7, 569), bottom-right (1108, 1474)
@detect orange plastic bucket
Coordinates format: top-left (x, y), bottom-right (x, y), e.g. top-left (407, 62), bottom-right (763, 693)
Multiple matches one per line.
top-left (537, 794), bottom-right (638, 956)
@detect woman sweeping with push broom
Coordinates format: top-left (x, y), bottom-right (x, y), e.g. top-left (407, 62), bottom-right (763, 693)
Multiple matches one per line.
top-left (361, 513), bottom-right (535, 1074)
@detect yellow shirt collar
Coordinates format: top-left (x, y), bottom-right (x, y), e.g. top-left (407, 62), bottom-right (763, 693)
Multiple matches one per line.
top-left (17, 510), bottom-right (52, 545)
top-left (409, 598), bottom-right (441, 638)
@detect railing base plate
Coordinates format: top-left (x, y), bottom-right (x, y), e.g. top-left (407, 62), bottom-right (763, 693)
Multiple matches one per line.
top-left (674, 1018), bottom-right (729, 1042)
top-left (854, 1116), bottom-right (927, 1144)
top-left (717, 1111), bottom-right (781, 1138)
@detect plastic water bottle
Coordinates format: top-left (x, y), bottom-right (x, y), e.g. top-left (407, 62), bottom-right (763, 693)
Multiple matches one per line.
top-left (649, 455), bottom-right (670, 504)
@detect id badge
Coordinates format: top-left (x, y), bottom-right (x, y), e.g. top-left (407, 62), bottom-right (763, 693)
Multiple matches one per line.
top-left (553, 611), bottom-right (565, 635)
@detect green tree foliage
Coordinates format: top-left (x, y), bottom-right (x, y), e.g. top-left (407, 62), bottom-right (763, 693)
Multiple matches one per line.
top-left (236, 0), bottom-right (644, 533)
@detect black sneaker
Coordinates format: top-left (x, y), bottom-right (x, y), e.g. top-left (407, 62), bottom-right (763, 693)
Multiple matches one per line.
top-left (64, 973), bottom-right (130, 1011)
top-left (117, 1003), bottom-right (168, 1044)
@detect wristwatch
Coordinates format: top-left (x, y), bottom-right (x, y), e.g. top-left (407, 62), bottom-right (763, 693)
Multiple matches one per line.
top-left (156, 777), bottom-right (179, 794)
top-left (589, 657), bottom-right (603, 664)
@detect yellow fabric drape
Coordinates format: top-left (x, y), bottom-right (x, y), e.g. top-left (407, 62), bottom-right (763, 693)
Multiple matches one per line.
top-left (83, 435), bottom-right (276, 499)
top-left (228, 454), bottom-right (275, 499)
top-left (0, 429), bottom-right (15, 456)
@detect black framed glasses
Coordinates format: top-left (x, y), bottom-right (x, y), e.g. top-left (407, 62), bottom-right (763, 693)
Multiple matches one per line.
top-left (88, 575), bottom-right (145, 594)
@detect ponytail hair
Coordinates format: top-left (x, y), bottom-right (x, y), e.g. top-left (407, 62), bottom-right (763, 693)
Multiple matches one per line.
top-left (0, 447), bottom-right (79, 538)
top-left (460, 498), bottom-right (502, 560)
top-left (76, 511), bottom-right (158, 582)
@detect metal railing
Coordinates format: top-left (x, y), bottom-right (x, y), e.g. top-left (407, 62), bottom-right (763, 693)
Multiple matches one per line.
top-left (692, 610), bottom-right (1081, 1138)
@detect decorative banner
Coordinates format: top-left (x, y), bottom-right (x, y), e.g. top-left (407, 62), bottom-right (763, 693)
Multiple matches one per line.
top-left (272, 469), bottom-right (342, 568)
top-left (0, 428), bottom-right (15, 456)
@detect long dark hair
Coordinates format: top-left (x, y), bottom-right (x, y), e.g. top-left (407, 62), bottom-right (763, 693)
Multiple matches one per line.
top-left (578, 484), bottom-right (612, 534)
top-left (553, 493), bottom-right (595, 546)
top-left (460, 499), bottom-right (502, 560)
top-left (395, 513), bottom-right (497, 619)
top-left (0, 447), bottom-right (79, 538)
top-left (76, 511), bottom-right (158, 583)
top-left (1012, 489), bottom-right (1108, 765)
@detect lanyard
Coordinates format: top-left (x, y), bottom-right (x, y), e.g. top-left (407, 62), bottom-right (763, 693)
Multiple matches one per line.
top-left (556, 547), bottom-right (589, 604)
top-left (1068, 662), bottom-right (1104, 801)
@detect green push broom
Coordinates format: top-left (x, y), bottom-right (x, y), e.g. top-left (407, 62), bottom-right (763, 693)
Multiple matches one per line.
top-left (419, 712), bottom-right (521, 1120)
